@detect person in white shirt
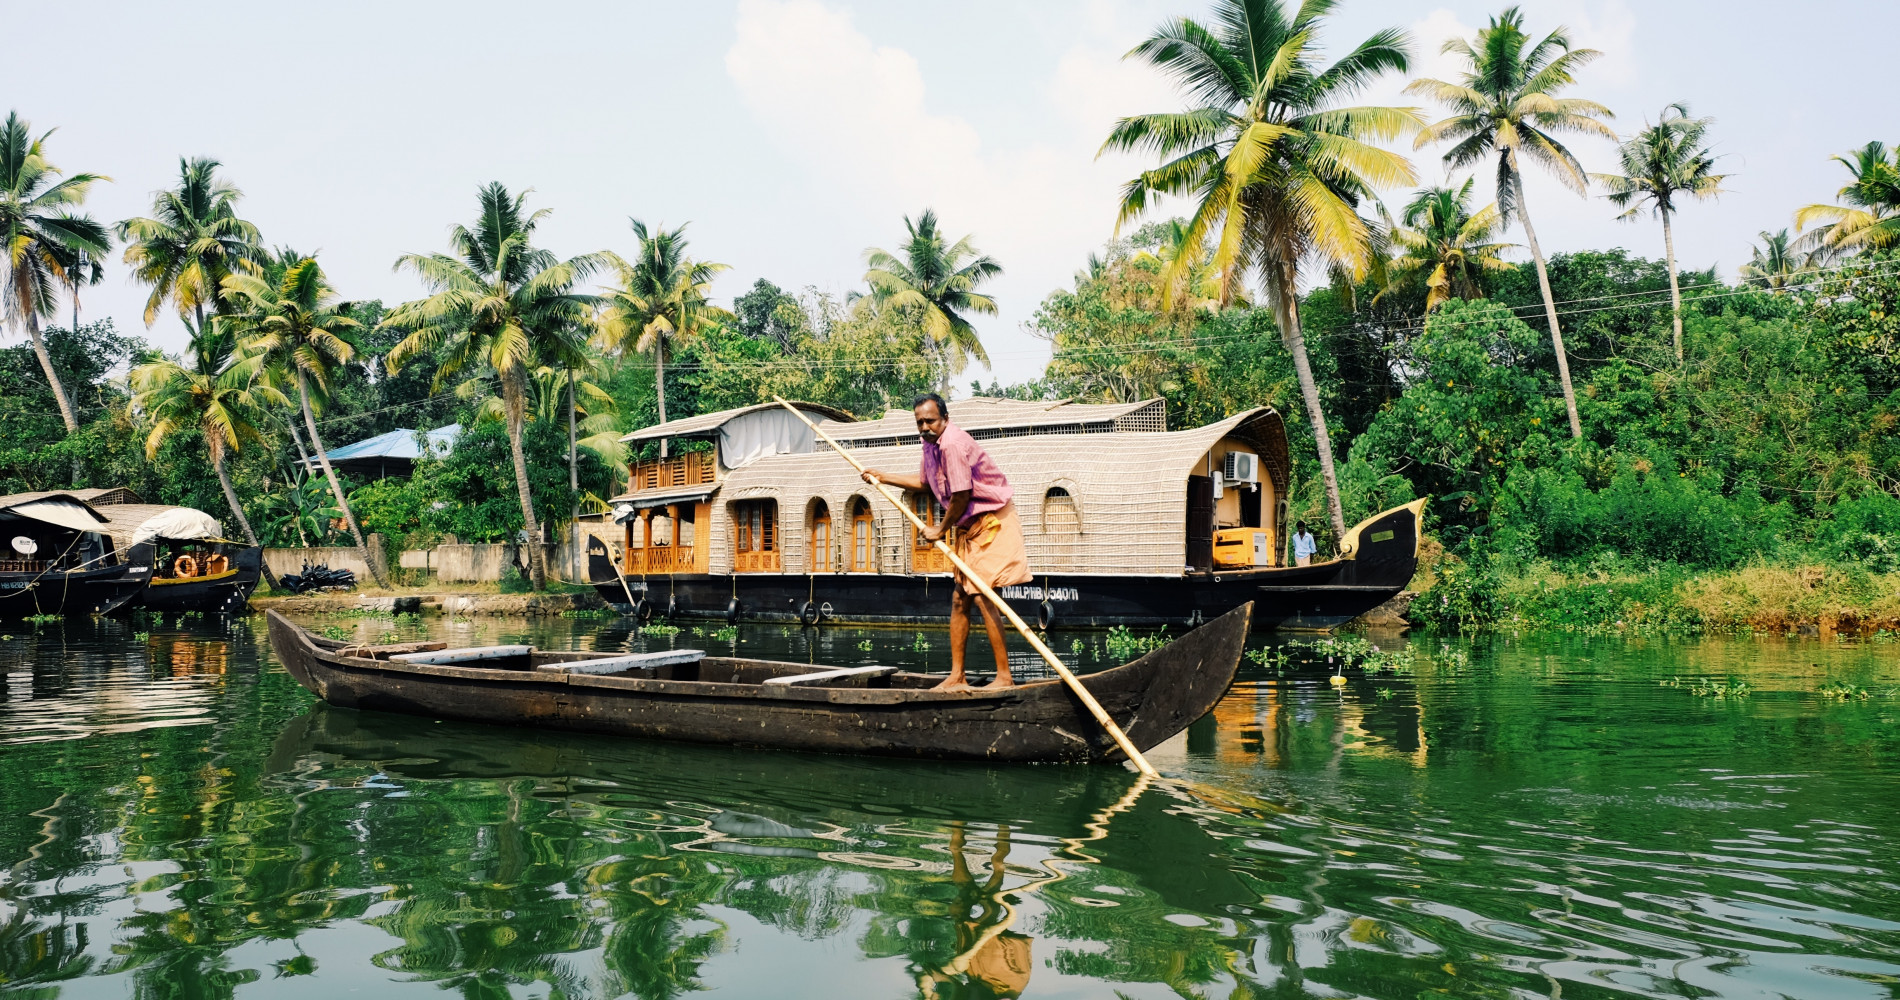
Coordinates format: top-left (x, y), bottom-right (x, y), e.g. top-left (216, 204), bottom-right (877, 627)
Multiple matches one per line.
top-left (1293, 521), bottom-right (1318, 566)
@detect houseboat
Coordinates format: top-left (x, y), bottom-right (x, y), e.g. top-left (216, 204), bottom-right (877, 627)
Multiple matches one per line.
top-left (584, 398), bottom-right (1425, 631)
top-left (0, 491), bottom-right (154, 617)
top-left (86, 493), bottom-right (263, 613)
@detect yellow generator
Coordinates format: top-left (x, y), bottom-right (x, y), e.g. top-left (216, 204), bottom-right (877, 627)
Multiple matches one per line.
top-left (1212, 528), bottom-right (1274, 569)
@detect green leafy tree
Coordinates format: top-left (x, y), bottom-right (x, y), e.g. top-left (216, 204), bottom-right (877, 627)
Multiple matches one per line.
top-left (861, 208), bottom-right (1001, 390)
top-left (1738, 229), bottom-right (1815, 290)
top-left (0, 110), bottom-right (112, 433)
top-left (116, 157), bottom-right (260, 331)
top-left (1102, 0), bottom-right (1420, 543)
top-left (1375, 179), bottom-right (1514, 313)
top-left (386, 183), bottom-right (605, 590)
top-left (222, 251), bottom-right (386, 586)
top-left (1594, 103), bottom-right (1727, 361)
top-left (1793, 141), bottom-right (1900, 256)
top-left (128, 321), bottom-right (285, 587)
top-left (597, 220), bottom-right (727, 454)
top-left (1408, 4), bottom-right (1616, 438)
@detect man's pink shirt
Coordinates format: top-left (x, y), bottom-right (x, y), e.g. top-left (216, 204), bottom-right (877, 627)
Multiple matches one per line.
top-left (919, 422), bottom-right (1012, 525)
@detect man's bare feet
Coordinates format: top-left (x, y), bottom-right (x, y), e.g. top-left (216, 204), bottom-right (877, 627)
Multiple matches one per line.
top-left (932, 675), bottom-right (972, 692)
top-left (975, 676), bottom-right (1015, 690)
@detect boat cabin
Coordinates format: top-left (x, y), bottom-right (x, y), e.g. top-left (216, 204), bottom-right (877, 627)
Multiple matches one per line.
top-left (0, 492), bottom-right (122, 575)
top-left (597, 398), bottom-right (1294, 581)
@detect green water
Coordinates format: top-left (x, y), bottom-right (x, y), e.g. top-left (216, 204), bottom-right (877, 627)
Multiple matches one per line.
top-left (1, 615), bottom-right (1897, 1000)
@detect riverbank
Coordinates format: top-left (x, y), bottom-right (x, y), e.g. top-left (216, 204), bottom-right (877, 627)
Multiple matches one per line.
top-left (1411, 554), bottom-right (1900, 635)
top-left (250, 590), bottom-right (606, 617)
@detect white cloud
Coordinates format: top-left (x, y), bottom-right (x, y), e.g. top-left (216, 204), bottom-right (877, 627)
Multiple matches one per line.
top-left (725, 0), bottom-right (1176, 384)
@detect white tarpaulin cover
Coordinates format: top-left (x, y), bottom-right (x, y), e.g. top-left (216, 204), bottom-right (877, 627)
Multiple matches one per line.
top-left (1, 497), bottom-right (109, 533)
top-left (717, 408), bottom-right (821, 469)
top-left (129, 507), bottom-right (221, 546)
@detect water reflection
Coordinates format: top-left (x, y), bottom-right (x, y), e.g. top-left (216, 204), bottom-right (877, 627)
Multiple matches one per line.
top-left (0, 617), bottom-right (1897, 998)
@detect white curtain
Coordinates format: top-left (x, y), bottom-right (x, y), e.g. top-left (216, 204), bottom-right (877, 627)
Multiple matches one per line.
top-left (717, 408), bottom-right (821, 469)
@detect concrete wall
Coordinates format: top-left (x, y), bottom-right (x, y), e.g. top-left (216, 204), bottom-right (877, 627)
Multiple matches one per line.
top-left (430, 543), bottom-right (585, 583)
top-left (263, 535), bottom-right (388, 583)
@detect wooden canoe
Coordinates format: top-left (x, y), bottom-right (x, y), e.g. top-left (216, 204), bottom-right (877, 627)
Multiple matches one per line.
top-left (264, 603), bottom-right (1250, 764)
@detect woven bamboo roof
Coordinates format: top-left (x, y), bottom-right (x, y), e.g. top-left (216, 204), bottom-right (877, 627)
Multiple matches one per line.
top-left (702, 407), bottom-right (1288, 577)
top-left (620, 401), bottom-right (856, 444)
top-left (826, 397), bottom-right (1166, 447)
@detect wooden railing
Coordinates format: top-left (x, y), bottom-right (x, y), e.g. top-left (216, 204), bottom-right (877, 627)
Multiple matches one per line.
top-left (0, 559), bottom-right (48, 573)
top-left (628, 452), bottom-right (715, 493)
top-left (625, 545), bottom-right (699, 574)
top-left (734, 550), bottom-right (782, 573)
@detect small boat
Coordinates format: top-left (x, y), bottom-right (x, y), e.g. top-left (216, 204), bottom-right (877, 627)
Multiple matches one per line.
top-left (264, 602), bottom-right (1251, 763)
top-left (89, 503), bottom-right (263, 613)
top-left (0, 491), bottom-right (153, 617)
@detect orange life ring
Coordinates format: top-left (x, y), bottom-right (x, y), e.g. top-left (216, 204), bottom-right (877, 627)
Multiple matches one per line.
top-left (205, 554), bottom-right (229, 576)
top-left (173, 555), bottom-right (198, 578)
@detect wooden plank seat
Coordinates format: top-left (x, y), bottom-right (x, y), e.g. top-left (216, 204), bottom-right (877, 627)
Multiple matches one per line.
top-left (390, 645), bottom-right (533, 665)
top-left (336, 640), bottom-right (449, 659)
top-left (762, 665), bottom-right (898, 688)
top-left (535, 649), bottom-right (705, 675)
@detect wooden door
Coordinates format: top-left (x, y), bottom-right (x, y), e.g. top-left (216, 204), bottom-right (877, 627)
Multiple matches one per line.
top-left (1186, 475), bottom-right (1215, 572)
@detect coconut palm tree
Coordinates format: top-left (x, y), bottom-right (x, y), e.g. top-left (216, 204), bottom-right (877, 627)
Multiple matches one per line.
top-left (0, 111), bottom-right (112, 434)
top-left (861, 209), bottom-right (1000, 390)
top-left (1738, 229), bottom-right (1819, 291)
top-left (1102, 0), bottom-right (1419, 542)
top-left (1593, 103), bottom-right (1726, 362)
top-left (128, 320), bottom-right (285, 589)
top-left (222, 251), bottom-right (387, 587)
top-left (1375, 180), bottom-right (1514, 313)
top-left (1793, 141), bottom-right (1900, 257)
top-left (385, 183), bottom-right (606, 591)
top-left (597, 220), bottom-right (728, 453)
top-left (116, 157), bottom-right (260, 331)
top-left (1407, 5), bottom-right (1615, 439)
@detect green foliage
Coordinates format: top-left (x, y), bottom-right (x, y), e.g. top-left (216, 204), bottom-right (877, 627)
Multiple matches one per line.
top-left (710, 625), bottom-right (739, 643)
top-left (1104, 626), bottom-right (1168, 661)
top-left (640, 623), bottom-right (682, 638)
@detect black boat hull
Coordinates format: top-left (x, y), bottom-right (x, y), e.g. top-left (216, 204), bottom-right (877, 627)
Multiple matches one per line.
top-left (136, 545), bottom-right (263, 613)
top-left (0, 559), bottom-right (152, 617)
top-left (592, 502), bottom-right (1421, 631)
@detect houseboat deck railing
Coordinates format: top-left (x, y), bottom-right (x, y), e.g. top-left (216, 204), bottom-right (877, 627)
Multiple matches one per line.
top-left (625, 545), bottom-right (698, 575)
top-left (0, 559), bottom-right (49, 573)
top-left (628, 453), bottom-right (715, 493)
top-left (734, 551), bottom-right (782, 573)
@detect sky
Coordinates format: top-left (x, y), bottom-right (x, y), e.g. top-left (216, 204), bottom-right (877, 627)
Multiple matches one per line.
top-left (8, 0), bottom-right (1894, 390)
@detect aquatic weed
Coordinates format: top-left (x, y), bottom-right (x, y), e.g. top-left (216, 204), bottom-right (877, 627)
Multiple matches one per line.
top-left (24, 613), bottom-right (59, 625)
top-left (318, 625), bottom-right (351, 641)
top-left (1819, 681), bottom-right (1872, 700)
top-left (133, 631), bottom-right (151, 641)
top-left (560, 608), bottom-right (617, 620)
top-left (640, 623), bottom-right (683, 638)
top-left (711, 625), bottom-right (739, 643)
top-left (1105, 625), bottom-right (1168, 660)
top-left (857, 639), bottom-right (873, 651)
top-left (910, 632), bottom-right (931, 652)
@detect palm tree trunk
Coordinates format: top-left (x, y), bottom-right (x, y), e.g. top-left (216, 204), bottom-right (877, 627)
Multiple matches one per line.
top-left (211, 442), bottom-right (279, 591)
top-left (25, 311), bottom-right (80, 434)
top-left (567, 367), bottom-right (579, 585)
top-left (1662, 209), bottom-right (1684, 364)
top-left (503, 368), bottom-right (548, 591)
top-left (1509, 153), bottom-right (1583, 439)
top-left (1276, 268), bottom-right (1348, 547)
top-left (298, 372), bottom-right (388, 588)
top-left (655, 348), bottom-right (669, 460)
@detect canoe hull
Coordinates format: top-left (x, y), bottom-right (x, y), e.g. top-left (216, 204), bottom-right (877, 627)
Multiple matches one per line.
top-left (266, 603), bottom-right (1250, 763)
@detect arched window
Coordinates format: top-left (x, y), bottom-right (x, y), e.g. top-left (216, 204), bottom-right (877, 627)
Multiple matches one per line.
top-left (850, 497), bottom-right (874, 572)
top-left (732, 499), bottom-right (779, 572)
top-left (1043, 487), bottom-right (1080, 534)
top-left (809, 500), bottom-right (833, 572)
top-left (910, 491), bottom-right (952, 573)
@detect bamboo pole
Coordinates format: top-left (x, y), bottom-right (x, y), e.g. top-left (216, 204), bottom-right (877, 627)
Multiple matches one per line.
top-left (772, 396), bottom-right (1158, 776)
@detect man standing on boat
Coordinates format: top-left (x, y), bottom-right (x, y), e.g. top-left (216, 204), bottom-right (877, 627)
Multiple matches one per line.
top-left (862, 393), bottom-right (1031, 691)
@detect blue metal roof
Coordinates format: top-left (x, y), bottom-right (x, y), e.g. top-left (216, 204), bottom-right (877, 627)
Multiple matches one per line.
top-left (313, 425), bottom-right (460, 463)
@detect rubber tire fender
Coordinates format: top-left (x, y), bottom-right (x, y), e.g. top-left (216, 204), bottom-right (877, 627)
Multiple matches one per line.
top-left (629, 597), bottom-right (651, 622)
top-left (725, 597), bottom-right (742, 624)
top-left (665, 595), bottom-right (680, 620)
top-left (797, 600), bottom-right (820, 628)
top-left (1036, 600), bottom-right (1055, 630)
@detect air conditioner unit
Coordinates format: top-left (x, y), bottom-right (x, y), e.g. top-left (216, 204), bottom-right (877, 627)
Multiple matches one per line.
top-left (1221, 451), bottom-right (1260, 485)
